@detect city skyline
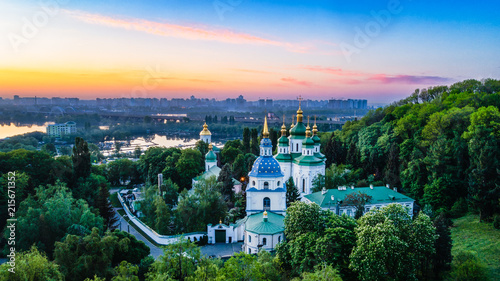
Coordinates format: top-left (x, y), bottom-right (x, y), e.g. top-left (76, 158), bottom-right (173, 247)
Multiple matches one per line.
top-left (1, 0), bottom-right (499, 103)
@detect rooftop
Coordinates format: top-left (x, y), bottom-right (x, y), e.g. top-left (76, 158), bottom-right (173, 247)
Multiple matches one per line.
top-left (304, 186), bottom-right (414, 209)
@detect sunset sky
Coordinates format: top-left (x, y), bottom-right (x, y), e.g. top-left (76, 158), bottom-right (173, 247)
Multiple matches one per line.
top-left (1, 0), bottom-right (499, 103)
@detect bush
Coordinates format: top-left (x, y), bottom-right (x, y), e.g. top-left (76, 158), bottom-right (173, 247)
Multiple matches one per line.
top-left (449, 251), bottom-right (488, 281)
top-left (494, 215), bottom-right (500, 230)
top-left (450, 198), bottom-right (468, 218)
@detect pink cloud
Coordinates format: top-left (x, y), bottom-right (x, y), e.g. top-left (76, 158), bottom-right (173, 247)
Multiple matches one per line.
top-left (369, 74), bottom-right (453, 84)
top-left (64, 10), bottom-right (307, 53)
top-left (281, 77), bottom-right (313, 87)
top-left (300, 65), bottom-right (452, 85)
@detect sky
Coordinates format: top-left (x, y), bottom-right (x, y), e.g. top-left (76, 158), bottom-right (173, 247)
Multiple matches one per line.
top-left (0, 0), bottom-right (499, 103)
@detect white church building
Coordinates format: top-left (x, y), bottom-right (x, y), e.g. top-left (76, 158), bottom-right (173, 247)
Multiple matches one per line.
top-left (207, 102), bottom-right (326, 253)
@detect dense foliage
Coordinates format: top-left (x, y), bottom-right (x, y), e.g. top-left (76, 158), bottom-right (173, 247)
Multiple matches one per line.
top-left (321, 79), bottom-right (500, 221)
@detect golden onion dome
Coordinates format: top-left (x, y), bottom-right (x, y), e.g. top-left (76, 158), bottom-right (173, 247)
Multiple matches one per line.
top-left (199, 123), bottom-right (211, 136)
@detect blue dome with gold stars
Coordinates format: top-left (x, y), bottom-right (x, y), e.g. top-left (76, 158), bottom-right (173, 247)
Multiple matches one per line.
top-left (249, 156), bottom-right (283, 177)
top-left (260, 138), bottom-right (272, 147)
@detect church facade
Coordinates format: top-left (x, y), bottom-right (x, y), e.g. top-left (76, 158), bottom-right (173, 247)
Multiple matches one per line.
top-left (207, 117), bottom-right (286, 253)
top-left (274, 103), bottom-right (326, 196)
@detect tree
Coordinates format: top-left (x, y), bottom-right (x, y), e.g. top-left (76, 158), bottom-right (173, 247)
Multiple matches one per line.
top-left (243, 127), bottom-right (251, 153)
top-left (112, 261), bottom-right (139, 281)
top-left (41, 142), bottom-right (57, 156)
top-left (232, 154), bottom-right (247, 180)
top-left (432, 213), bottom-right (453, 274)
top-left (250, 128), bottom-right (259, 155)
top-left (176, 177), bottom-right (227, 232)
top-left (161, 178), bottom-right (180, 208)
top-left (96, 184), bottom-right (119, 230)
top-left (278, 201), bottom-right (357, 278)
top-left (74, 173), bottom-right (108, 206)
top-left (175, 148), bottom-right (204, 190)
top-left (73, 137), bottom-right (91, 181)
top-left (154, 196), bottom-right (173, 235)
top-left (299, 264), bottom-right (343, 281)
top-left (349, 204), bottom-right (437, 281)
top-left (146, 237), bottom-right (201, 281)
top-left (11, 181), bottom-right (104, 257)
top-left (133, 147), bottom-right (142, 159)
top-left (286, 177), bottom-right (300, 207)
top-left (195, 140), bottom-right (209, 158)
top-left (463, 106), bottom-right (500, 221)
top-left (218, 163), bottom-right (235, 202)
top-left (0, 246), bottom-right (64, 281)
top-left (341, 191), bottom-right (372, 219)
top-left (54, 228), bottom-right (149, 281)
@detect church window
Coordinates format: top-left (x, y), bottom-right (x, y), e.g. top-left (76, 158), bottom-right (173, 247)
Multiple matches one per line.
top-left (302, 179), bottom-right (305, 193)
top-left (264, 182), bottom-right (269, 189)
top-left (347, 209), bottom-right (352, 217)
top-left (263, 197), bottom-right (271, 210)
top-left (277, 181), bottom-right (280, 187)
top-left (252, 181), bottom-right (255, 186)
top-left (296, 143), bottom-right (298, 151)
top-left (248, 235), bottom-right (251, 243)
top-left (263, 238), bottom-right (267, 245)
top-left (278, 236), bottom-right (281, 243)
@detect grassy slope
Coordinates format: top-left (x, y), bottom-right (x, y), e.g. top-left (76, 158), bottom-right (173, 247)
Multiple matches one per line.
top-left (451, 214), bottom-right (500, 280)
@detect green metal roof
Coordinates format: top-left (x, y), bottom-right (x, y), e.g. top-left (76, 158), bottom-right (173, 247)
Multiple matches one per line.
top-left (245, 211), bottom-right (285, 235)
top-left (293, 155), bottom-right (324, 166)
top-left (312, 135), bottom-right (321, 143)
top-left (302, 137), bottom-right (315, 147)
top-left (304, 186), bottom-right (415, 208)
top-left (205, 150), bottom-right (217, 161)
top-left (212, 145), bottom-right (221, 151)
top-left (278, 136), bottom-right (289, 145)
top-left (290, 122), bottom-right (306, 137)
top-left (275, 153), bottom-right (292, 162)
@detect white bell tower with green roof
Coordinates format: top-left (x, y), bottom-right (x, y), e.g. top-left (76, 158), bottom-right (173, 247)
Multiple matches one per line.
top-left (274, 97), bottom-right (325, 196)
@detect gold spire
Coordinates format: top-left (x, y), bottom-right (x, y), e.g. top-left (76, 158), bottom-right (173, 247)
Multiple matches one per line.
top-left (200, 122), bottom-right (211, 136)
top-left (290, 115), bottom-right (295, 129)
top-left (306, 116), bottom-right (311, 137)
top-left (263, 116), bottom-right (269, 138)
top-left (208, 144), bottom-right (213, 150)
top-left (281, 114), bottom-right (287, 136)
top-left (312, 116), bottom-right (318, 136)
top-left (296, 96), bottom-right (304, 123)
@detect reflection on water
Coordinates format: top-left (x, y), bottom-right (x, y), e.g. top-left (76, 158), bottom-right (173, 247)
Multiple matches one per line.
top-left (100, 134), bottom-right (203, 156)
top-left (0, 122), bottom-right (54, 139)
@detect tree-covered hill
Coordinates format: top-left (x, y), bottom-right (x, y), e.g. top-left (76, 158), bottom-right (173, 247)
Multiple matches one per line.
top-left (322, 78), bottom-right (500, 221)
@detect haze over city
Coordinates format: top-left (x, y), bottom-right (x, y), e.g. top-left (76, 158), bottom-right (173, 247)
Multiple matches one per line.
top-left (1, 0), bottom-right (499, 103)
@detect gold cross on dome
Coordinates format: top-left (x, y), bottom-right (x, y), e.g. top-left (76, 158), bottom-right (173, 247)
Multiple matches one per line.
top-left (297, 96), bottom-right (303, 108)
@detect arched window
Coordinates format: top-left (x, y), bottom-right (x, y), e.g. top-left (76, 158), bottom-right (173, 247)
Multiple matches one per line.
top-left (263, 238), bottom-right (267, 245)
top-left (263, 197), bottom-right (271, 210)
top-left (296, 143), bottom-right (298, 151)
top-left (248, 235), bottom-right (251, 243)
top-left (278, 236), bottom-right (281, 243)
top-left (263, 182), bottom-right (269, 189)
top-left (277, 181), bottom-right (280, 187)
top-left (302, 179), bottom-right (306, 193)
top-left (252, 181), bottom-right (255, 186)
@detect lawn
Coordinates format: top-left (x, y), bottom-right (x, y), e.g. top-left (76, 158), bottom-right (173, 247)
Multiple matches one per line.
top-left (451, 214), bottom-right (500, 280)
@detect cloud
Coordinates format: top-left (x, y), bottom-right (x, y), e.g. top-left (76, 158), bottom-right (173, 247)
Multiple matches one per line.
top-left (368, 74), bottom-right (453, 84)
top-left (301, 65), bottom-right (452, 85)
top-left (64, 10), bottom-right (307, 52)
top-left (281, 77), bottom-right (312, 87)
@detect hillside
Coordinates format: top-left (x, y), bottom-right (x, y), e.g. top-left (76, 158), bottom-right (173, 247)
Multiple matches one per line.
top-left (451, 214), bottom-right (500, 280)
